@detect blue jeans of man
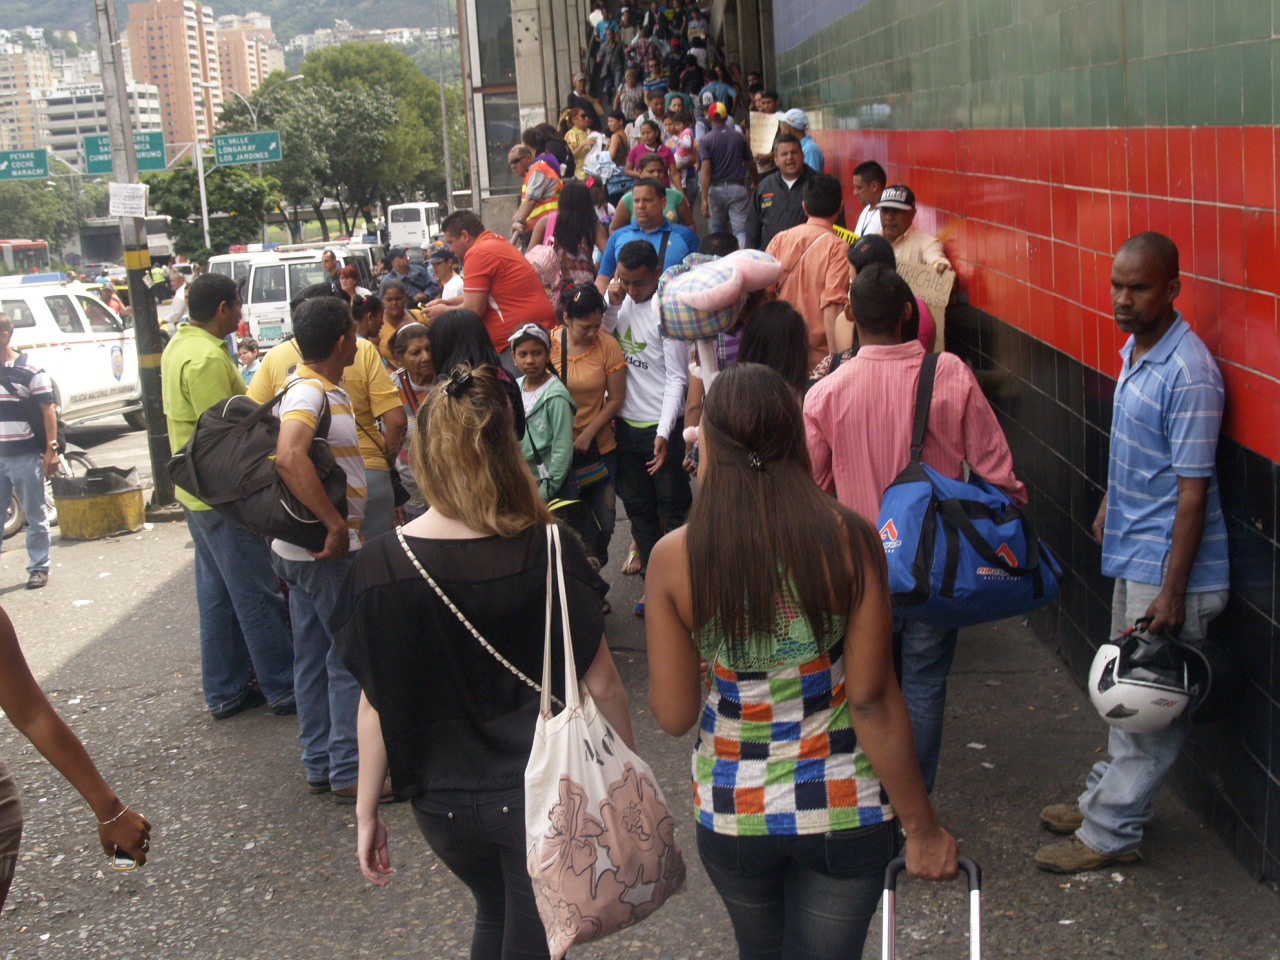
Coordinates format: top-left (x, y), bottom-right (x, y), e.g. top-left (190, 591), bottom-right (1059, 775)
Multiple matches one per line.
top-left (363, 467), bottom-right (394, 541)
top-left (613, 420), bottom-right (690, 570)
top-left (1075, 578), bottom-right (1227, 855)
top-left (696, 822), bottom-right (899, 960)
top-left (895, 618), bottom-right (958, 793)
top-left (0, 451), bottom-right (48, 573)
top-left (708, 182), bottom-right (750, 249)
top-left (271, 552), bottom-right (360, 791)
top-left (184, 507), bottom-right (294, 711)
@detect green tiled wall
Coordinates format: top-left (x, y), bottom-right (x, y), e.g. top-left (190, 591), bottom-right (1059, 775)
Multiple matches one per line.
top-left (775, 0), bottom-right (1279, 128)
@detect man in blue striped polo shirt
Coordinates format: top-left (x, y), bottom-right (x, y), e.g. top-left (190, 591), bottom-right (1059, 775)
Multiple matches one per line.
top-left (1036, 232), bottom-right (1229, 873)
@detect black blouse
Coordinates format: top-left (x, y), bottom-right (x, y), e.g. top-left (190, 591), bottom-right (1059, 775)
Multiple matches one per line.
top-left (333, 525), bottom-right (605, 796)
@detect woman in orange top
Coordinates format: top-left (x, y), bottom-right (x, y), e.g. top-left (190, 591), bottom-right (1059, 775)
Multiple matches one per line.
top-left (549, 283), bottom-right (627, 575)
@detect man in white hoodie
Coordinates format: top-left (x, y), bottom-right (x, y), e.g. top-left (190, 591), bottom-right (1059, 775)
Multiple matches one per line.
top-left (603, 240), bottom-right (690, 612)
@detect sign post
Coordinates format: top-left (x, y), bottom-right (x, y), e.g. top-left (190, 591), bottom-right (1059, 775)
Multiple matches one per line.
top-left (85, 132), bottom-right (166, 175)
top-left (93, 0), bottom-right (176, 511)
top-left (212, 131), bottom-right (282, 166)
top-left (0, 149), bottom-right (49, 181)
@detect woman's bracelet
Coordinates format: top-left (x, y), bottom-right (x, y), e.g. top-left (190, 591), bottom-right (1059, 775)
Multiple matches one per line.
top-left (97, 803), bottom-right (130, 826)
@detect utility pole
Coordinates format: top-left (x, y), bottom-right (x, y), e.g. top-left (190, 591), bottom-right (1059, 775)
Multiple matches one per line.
top-left (434, 0), bottom-right (454, 208)
top-left (94, 0), bottom-right (177, 510)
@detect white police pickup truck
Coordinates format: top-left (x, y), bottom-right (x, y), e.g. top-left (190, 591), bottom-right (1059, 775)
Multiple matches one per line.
top-left (0, 273), bottom-right (143, 428)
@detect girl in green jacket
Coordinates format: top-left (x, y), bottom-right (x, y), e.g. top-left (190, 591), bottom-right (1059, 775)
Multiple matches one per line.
top-left (512, 323), bottom-right (578, 501)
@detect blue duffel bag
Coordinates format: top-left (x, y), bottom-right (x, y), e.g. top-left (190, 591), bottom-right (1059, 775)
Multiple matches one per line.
top-left (876, 354), bottom-right (1063, 630)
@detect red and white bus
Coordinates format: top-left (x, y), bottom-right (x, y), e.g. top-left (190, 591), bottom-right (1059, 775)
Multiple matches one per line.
top-left (0, 239), bottom-right (51, 274)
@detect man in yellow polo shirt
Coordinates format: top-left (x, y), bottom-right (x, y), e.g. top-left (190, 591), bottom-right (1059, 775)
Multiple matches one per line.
top-left (248, 296), bottom-right (407, 539)
top-left (161, 273), bottom-right (295, 720)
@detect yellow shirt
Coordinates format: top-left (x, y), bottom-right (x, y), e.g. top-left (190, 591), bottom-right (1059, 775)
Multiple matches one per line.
top-left (377, 309), bottom-right (427, 365)
top-left (247, 338), bottom-right (401, 472)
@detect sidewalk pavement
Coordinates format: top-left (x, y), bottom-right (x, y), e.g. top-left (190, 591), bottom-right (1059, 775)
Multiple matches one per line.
top-left (0, 518), bottom-right (1276, 959)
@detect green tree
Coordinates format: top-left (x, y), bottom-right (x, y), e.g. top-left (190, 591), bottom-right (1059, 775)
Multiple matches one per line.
top-left (143, 161), bottom-right (280, 262)
top-left (300, 42), bottom-right (469, 216)
top-left (0, 158), bottom-right (110, 260)
top-left (218, 75), bottom-right (338, 242)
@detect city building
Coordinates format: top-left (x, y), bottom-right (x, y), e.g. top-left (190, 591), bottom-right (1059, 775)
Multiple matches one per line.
top-left (217, 28), bottom-right (268, 98)
top-left (34, 81), bottom-right (163, 171)
top-left (55, 49), bottom-right (101, 84)
top-left (214, 12), bottom-right (285, 92)
top-left (0, 47), bottom-right (54, 150)
top-left (126, 0), bottom-right (221, 151)
top-left (285, 20), bottom-right (427, 56)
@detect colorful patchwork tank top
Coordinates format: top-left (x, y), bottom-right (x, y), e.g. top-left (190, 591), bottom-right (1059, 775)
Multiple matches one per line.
top-left (692, 600), bottom-right (894, 836)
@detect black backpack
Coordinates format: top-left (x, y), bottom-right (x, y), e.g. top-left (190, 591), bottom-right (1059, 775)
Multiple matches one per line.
top-left (168, 382), bottom-right (347, 552)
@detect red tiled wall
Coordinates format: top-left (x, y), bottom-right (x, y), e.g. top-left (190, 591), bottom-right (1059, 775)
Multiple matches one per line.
top-left (817, 127), bottom-right (1280, 462)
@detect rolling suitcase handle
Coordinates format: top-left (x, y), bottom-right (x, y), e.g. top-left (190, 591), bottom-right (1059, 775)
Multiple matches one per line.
top-left (881, 855), bottom-right (981, 960)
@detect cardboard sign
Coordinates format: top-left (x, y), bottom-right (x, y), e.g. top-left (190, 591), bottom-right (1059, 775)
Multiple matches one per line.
top-left (749, 111), bottom-right (779, 157)
top-left (108, 182), bottom-right (148, 218)
top-left (896, 260), bottom-right (955, 351)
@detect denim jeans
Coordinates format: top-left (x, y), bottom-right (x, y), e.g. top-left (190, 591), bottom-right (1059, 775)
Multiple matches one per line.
top-left (0, 451), bottom-right (48, 573)
top-left (613, 420), bottom-right (691, 570)
top-left (697, 822), bottom-right (899, 960)
top-left (412, 787), bottom-right (549, 960)
top-left (895, 618), bottom-right (958, 793)
top-left (1076, 578), bottom-right (1228, 855)
top-left (363, 466), bottom-right (394, 540)
top-left (707, 182), bottom-right (750, 249)
top-left (566, 449), bottom-right (618, 566)
top-left (184, 508), bottom-right (295, 711)
top-left (271, 552), bottom-right (360, 790)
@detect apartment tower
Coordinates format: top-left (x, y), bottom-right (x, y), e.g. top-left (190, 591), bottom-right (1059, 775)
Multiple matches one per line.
top-left (127, 0), bottom-right (221, 150)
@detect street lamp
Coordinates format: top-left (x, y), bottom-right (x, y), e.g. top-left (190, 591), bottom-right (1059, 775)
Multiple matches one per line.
top-left (222, 75), bottom-right (303, 243)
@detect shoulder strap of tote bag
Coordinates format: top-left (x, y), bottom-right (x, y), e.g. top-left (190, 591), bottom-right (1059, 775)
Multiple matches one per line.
top-left (541, 523), bottom-right (582, 717)
top-left (396, 527), bottom-right (563, 708)
top-left (909, 352), bottom-right (940, 462)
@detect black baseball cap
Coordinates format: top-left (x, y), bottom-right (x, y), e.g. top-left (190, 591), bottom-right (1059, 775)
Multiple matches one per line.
top-left (878, 184), bottom-right (916, 210)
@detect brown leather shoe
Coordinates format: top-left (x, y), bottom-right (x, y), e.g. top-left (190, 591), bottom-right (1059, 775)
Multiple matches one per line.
top-left (1040, 802), bottom-right (1084, 834)
top-left (332, 776), bottom-right (396, 805)
top-left (1034, 837), bottom-right (1141, 873)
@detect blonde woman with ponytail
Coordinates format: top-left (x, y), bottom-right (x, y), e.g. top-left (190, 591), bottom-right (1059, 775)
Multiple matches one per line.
top-left (332, 363), bottom-right (635, 960)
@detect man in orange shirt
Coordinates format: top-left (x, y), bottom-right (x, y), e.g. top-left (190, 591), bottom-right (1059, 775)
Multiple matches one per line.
top-left (430, 210), bottom-right (557, 373)
top-left (765, 172), bottom-right (850, 367)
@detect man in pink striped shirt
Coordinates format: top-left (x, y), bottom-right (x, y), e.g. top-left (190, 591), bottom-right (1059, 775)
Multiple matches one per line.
top-left (803, 263), bottom-right (1026, 790)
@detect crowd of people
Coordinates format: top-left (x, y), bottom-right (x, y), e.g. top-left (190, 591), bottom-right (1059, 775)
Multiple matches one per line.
top-left (0, 6), bottom-right (1232, 957)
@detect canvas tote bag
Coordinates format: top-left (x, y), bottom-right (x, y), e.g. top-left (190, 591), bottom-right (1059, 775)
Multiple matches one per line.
top-left (525, 524), bottom-right (686, 959)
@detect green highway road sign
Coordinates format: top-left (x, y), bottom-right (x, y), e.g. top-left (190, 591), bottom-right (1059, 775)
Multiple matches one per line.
top-left (0, 149), bottom-right (49, 181)
top-left (212, 131), bottom-right (282, 166)
top-left (84, 132), bottom-right (167, 175)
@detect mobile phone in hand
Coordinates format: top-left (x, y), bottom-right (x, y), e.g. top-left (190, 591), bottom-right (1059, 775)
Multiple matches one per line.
top-left (111, 846), bottom-right (137, 871)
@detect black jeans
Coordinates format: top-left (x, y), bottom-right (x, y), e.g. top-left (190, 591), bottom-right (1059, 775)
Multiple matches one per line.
top-left (565, 449), bottom-right (618, 566)
top-left (613, 419), bottom-right (691, 569)
top-left (412, 787), bottom-right (549, 960)
top-left (697, 822), bottom-right (900, 960)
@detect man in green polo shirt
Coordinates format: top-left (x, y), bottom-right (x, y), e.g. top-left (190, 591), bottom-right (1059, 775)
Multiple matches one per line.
top-left (161, 273), bottom-right (295, 721)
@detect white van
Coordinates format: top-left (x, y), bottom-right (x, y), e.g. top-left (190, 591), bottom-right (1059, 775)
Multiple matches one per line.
top-left (207, 251), bottom-right (256, 288)
top-left (387, 202), bottom-right (443, 256)
top-left (0, 274), bottom-right (142, 427)
top-left (241, 246), bottom-right (374, 347)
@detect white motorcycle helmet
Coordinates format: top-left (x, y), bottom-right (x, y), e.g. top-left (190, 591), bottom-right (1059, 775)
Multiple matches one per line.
top-left (1088, 630), bottom-right (1192, 733)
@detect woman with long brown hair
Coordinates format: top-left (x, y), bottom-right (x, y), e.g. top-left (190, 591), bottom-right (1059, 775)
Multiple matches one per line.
top-left (645, 363), bottom-right (958, 960)
top-left (333, 364), bottom-right (635, 960)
